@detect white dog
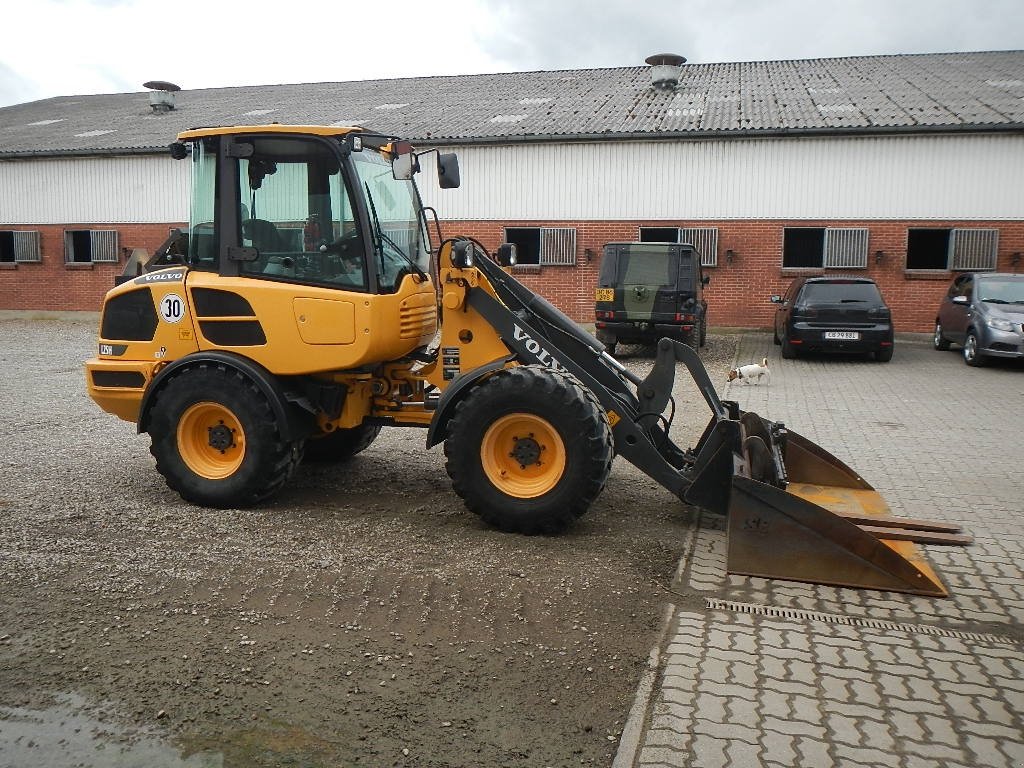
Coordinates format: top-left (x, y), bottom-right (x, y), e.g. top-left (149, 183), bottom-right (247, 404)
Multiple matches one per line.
top-left (727, 357), bottom-right (770, 385)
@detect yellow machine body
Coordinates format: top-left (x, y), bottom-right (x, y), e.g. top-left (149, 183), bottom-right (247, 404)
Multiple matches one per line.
top-left (84, 125), bottom-right (968, 598)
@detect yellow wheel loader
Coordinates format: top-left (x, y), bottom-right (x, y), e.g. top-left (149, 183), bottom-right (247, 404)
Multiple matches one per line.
top-left (86, 125), bottom-right (968, 596)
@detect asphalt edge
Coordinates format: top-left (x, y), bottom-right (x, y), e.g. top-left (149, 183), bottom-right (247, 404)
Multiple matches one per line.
top-left (611, 601), bottom-right (676, 768)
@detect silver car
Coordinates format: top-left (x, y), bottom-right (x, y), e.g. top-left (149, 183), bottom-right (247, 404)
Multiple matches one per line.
top-left (934, 273), bottom-right (1024, 366)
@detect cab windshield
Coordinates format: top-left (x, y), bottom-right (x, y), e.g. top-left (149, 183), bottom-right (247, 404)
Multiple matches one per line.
top-left (350, 148), bottom-right (430, 292)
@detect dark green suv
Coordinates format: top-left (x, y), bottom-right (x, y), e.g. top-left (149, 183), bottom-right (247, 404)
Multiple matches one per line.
top-left (595, 242), bottom-right (708, 354)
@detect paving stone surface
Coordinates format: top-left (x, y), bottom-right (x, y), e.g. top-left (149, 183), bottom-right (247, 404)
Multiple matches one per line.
top-left (627, 333), bottom-right (1024, 768)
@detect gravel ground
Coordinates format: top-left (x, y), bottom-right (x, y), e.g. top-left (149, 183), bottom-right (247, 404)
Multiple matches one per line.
top-left (0, 316), bottom-right (738, 768)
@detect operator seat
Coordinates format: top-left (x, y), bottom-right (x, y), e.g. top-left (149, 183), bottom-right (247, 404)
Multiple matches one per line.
top-left (242, 218), bottom-right (286, 253)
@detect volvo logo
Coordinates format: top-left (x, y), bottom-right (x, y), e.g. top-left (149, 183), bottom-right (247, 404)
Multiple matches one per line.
top-left (512, 325), bottom-right (567, 373)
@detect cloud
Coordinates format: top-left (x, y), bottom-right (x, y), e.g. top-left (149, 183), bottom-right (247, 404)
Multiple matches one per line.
top-left (0, 0), bottom-right (1021, 109)
top-left (0, 62), bottom-right (37, 108)
top-left (472, 0), bottom-right (1024, 70)
top-left (473, 0), bottom-right (699, 71)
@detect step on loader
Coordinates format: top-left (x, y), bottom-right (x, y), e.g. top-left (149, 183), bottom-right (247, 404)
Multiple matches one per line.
top-left (85, 125), bottom-right (968, 597)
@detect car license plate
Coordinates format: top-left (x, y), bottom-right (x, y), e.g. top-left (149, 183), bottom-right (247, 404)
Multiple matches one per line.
top-left (595, 288), bottom-right (614, 302)
top-left (824, 331), bottom-right (860, 340)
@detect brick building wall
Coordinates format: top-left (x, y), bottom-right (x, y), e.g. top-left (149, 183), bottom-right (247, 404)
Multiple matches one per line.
top-left (441, 218), bottom-right (1024, 333)
top-left (3, 218), bottom-right (1022, 333)
top-left (0, 223), bottom-right (184, 312)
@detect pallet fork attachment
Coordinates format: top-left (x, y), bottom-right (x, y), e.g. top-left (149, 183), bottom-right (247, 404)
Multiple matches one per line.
top-left (644, 339), bottom-right (968, 597)
top-left (461, 246), bottom-right (969, 597)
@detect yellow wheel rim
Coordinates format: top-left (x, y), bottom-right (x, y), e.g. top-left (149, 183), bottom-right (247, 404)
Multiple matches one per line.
top-left (176, 402), bottom-right (246, 480)
top-left (480, 414), bottom-right (566, 498)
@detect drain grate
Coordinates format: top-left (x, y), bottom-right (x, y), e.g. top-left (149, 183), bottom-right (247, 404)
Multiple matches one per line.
top-left (704, 598), bottom-right (1021, 647)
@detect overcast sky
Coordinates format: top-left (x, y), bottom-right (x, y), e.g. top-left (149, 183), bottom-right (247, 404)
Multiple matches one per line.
top-left (1, 0), bottom-right (1021, 108)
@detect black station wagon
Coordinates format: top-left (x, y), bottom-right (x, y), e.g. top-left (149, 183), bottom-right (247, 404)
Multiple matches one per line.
top-left (771, 276), bottom-right (894, 361)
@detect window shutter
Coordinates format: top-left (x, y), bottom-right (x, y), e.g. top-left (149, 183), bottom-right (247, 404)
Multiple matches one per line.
top-left (12, 231), bottom-right (41, 262)
top-left (950, 228), bottom-right (998, 271)
top-left (64, 231), bottom-right (75, 263)
top-left (90, 230), bottom-right (119, 263)
top-left (824, 227), bottom-right (869, 269)
top-left (679, 227), bottom-right (718, 267)
top-left (539, 227), bottom-right (576, 266)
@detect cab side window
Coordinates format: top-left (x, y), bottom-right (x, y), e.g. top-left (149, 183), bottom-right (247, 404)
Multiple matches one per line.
top-left (236, 139), bottom-right (367, 291)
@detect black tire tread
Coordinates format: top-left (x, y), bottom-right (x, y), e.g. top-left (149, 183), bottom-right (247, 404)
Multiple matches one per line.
top-left (147, 363), bottom-right (299, 507)
top-left (443, 366), bottom-right (613, 534)
top-left (304, 423), bottom-right (381, 463)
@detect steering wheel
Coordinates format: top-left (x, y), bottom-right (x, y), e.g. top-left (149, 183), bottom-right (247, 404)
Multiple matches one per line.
top-left (318, 230), bottom-right (361, 258)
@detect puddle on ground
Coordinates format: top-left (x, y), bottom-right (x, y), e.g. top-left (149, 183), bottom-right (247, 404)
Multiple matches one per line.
top-left (0, 692), bottom-right (222, 767)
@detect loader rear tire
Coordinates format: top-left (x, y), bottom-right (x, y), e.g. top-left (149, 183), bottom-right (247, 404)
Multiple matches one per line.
top-left (444, 366), bottom-right (613, 534)
top-left (147, 365), bottom-right (302, 507)
top-left (304, 423), bottom-right (381, 463)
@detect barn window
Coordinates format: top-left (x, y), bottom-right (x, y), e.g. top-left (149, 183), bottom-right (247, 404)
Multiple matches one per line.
top-left (906, 228), bottom-right (998, 271)
top-left (783, 227), bottom-right (868, 269)
top-left (65, 230), bottom-right (119, 263)
top-left (0, 231), bottom-right (41, 263)
top-left (639, 227), bottom-right (719, 267)
top-left (504, 227), bottom-right (576, 266)
top-left (639, 227), bottom-right (678, 243)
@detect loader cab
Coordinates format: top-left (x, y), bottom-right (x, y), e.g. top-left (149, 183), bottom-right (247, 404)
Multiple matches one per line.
top-left (160, 126), bottom-right (451, 373)
top-left (179, 126), bottom-right (433, 295)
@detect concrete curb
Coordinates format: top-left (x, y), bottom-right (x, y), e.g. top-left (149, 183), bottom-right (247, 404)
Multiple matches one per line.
top-left (611, 602), bottom-right (676, 768)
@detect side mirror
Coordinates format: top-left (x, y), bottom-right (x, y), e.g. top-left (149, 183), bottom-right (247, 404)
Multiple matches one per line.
top-left (952, 295), bottom-right (969, 305)
top-left (392, 149), bottom-right (417, 180)
top-left (437, 153), bottom-right (461, 189)
top-left (770, 295), bottom-right (783, 304)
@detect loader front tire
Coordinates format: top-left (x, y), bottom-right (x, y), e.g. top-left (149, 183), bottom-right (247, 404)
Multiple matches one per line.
top-left (444, 366), bottom-right (613, 534)
top-left (148, 365), bottom-right (301, 507)
top-left (304, 423), bottom-right (381, 463)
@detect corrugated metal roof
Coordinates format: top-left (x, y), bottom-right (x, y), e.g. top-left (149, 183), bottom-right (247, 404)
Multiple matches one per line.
top-left (0, 50), bottom-right (1022, 157)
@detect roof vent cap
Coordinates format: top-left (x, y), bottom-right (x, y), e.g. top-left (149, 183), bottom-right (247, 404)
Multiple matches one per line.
top-left (143, 80), bottom-right (181, 113)
top-left (645, 53), bottom-right (686, 89)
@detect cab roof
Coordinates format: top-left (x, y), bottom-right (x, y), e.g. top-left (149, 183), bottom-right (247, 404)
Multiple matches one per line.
top-left (177, 124), bottom-right (364, 141)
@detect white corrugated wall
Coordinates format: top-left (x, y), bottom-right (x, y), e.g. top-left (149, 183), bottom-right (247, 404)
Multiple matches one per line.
top-left (1, 133), bottom-right (1021, 224)
top-left (418, 133), bottom-right (1024, 221)
top-left (0, 155), bottom-right (189, 224)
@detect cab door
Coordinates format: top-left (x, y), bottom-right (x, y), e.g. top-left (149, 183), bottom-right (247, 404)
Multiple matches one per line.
top-left (186, 132), bottom-right (436, 374)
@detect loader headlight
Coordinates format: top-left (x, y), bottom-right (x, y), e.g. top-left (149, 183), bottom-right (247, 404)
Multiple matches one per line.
top-left (987, 317), bottom-right (1014, 332)
top-left (495, 243), bottom-right (518, 267)
top-left (451, 240), bottom-right (475, 269)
